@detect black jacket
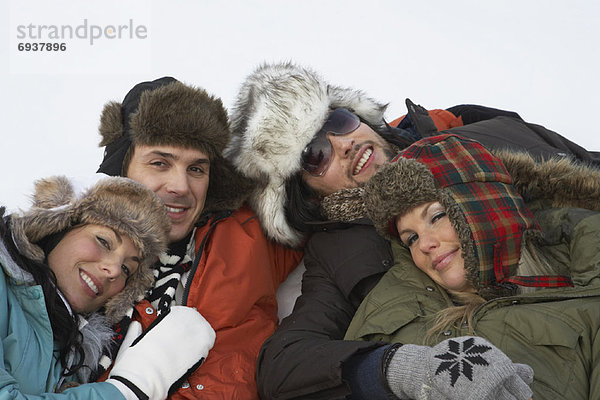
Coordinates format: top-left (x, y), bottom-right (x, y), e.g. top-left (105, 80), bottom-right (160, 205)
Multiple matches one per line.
top-left (256, 101), bottom-right (600, 399)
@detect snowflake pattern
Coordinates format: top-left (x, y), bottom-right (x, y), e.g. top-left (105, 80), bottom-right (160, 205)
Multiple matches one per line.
top-left (434, 338), bottom-right (492, 386)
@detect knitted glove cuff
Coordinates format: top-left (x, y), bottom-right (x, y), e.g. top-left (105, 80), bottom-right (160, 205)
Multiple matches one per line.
top-left (385, 343), bottom-right (430, 399)
top-left (381, 343), bottom-right (408, 398)
top-left (381, 343), bottom-right (403, 377)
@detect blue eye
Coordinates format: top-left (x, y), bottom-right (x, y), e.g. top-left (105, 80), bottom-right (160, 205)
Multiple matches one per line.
top-left (121, 264), bottom-right (131, 277)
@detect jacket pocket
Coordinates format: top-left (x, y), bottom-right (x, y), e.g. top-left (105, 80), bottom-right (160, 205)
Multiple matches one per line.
top-left (497, 303), bottom-right (584, 399)
top-left (346, 293), bottom-right (436, 344)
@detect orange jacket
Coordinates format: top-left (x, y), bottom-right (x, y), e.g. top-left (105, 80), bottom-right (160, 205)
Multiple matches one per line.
top-left (105, 204), bottom-right (302, 399)
top-left (389, 108), bottom-right (464, 130)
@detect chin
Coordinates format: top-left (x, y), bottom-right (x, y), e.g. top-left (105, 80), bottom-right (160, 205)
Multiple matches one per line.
top-left (169, 226), bottom-right (193, 243)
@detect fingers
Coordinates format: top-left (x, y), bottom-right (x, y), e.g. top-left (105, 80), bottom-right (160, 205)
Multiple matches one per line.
top-left (496, 374), bottom-right (534, 400)
top-left (514, 363), bottom-right (534, 384)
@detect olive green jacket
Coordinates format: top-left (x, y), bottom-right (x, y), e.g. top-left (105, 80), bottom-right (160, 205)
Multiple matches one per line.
top-left (345, 207), bottom-right (600, 399)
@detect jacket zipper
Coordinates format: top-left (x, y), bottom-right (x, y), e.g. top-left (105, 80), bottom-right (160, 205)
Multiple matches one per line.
top-left (181, 211), bottom-right (231, 305)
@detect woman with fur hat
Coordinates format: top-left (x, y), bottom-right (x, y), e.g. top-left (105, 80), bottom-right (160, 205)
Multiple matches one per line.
top-left (343, 134), bottom-right (600, 399)
top-left (0, 175), bottom-right (215, 400)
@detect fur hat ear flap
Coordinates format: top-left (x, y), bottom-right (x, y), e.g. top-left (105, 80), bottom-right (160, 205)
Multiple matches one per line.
top-left (204, 155), bottom-right (255, 214)
top-left (12, 176), bottom-right (78, 262)
top-left (30, 175), bottom-right (75, 209)
top-left (98, 101), bottom-right (125, 147)
top-left (363, 157), bottom-right (439, 240)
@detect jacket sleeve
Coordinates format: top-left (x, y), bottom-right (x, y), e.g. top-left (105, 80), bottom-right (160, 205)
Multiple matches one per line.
top-left (445, 104), bottom-right (522, 124)
top-left (535, 207), bottom-right (600, 286)
top-left (267, 239), bottom-right (304, 285)
top-left (257, 224), bottom-right (391, 399)
top-left (445, 105), bottom-right (600, 166)
top-left (0, 373), bottom-right (126, 400)
top-left (591, 315), bottom-right (600, 400)
top-left (449, 103), bottom-right (600, 163)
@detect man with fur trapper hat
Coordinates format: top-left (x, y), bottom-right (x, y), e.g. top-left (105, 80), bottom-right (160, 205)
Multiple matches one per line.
top-left (224, 61), bottom-right (600, 399)
top-left (96, 77), bottom-right (302, 399)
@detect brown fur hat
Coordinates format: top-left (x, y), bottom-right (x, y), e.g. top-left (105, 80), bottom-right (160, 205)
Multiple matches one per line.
top-left (98, 77), bottom-right (252, 214)
top-left (11, 175), bottom-right (170, 324)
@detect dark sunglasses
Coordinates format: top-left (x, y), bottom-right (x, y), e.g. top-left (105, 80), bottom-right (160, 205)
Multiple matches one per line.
top-left (301, 108), bottom-right (361, 176)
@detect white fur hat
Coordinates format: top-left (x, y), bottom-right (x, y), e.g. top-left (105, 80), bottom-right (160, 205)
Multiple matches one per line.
top-left (225, 61), bottom-right (388, 246)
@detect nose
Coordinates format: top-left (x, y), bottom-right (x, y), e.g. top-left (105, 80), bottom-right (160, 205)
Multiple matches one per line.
top-left (418, 231), bottom-right (439, 253)
top-left (328, 133), bottom-right (355, 158)
top-left (101, 258), bottom-right (122, 280)
top-left (165, 168), bottom-right (190, 196)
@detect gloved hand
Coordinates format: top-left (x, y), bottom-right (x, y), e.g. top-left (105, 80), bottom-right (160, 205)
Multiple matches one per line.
top-left (384, 336), bottom-right (534, 400)
top-left (106, 306), bottom-right (215, 400)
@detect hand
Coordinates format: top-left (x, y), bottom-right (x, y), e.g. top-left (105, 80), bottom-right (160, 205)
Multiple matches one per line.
top-left (384, 336), bottom-right (533, 400)
top-left (107, 306), bottom-right (215, 400)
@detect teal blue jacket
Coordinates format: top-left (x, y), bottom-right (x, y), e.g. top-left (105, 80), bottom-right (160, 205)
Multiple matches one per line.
top-left (0, 239), bottom-right (124, 399)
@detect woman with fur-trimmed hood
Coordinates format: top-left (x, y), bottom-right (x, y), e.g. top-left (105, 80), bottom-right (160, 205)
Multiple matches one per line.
top-left (343, 134), bottom-right (600, 399)
top-left (0, 175), bottom-right (215, 400)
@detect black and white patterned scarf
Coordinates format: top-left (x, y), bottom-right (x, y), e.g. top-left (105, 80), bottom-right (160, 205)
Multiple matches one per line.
top-left (146, 228), bottom-right (196, 316)
top-left (93, 229), bottom-right (196, 380)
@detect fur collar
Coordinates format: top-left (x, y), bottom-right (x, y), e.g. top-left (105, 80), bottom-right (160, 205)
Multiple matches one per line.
top-left (494, 150), bottom-right (600, 211)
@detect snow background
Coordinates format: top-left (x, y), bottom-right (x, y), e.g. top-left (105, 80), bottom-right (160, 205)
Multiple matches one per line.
top-left (2, 0), bottom-right (599, 213)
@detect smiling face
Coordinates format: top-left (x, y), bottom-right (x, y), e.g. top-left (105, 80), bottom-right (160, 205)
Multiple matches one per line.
top-left (126, 144), bottom-right (210, 243)
top-left (302, 122), bottom-right (394, 195)
top-left (396, 201), bottom-right (474, 293)
top-left (47, 224), bottom-right (141, 314)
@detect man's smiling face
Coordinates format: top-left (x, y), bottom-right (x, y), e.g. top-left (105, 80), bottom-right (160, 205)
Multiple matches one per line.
top-left (126, 144), bottom-right (210, 243)
top-left (302, 122), bottom-right (394, 195)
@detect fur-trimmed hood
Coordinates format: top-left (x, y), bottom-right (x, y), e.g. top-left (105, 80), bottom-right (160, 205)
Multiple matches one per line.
top-left (225, 61), bottom-right (388, 247)
top-left (10, 174), bottom-right (169, 324)
top-left (495, 149), bottom-right (600, 211)
top-left (98, 77), bottom-right (252, 214)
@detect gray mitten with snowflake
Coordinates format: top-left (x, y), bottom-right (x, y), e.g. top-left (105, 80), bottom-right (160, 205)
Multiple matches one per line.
top-left (384, 336), bottom-right (534, 400)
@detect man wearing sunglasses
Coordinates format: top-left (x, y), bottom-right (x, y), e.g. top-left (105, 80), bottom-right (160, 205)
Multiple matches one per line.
top-left (225, 61), bottom-right (600, 400)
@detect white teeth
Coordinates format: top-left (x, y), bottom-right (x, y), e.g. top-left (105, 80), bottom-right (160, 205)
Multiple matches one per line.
top-left (80, 271), bottom-right (99, 295)
top-left (165, 206), bottom-right (185, 213)
top-left (354, 148), bottom-right (373, 175)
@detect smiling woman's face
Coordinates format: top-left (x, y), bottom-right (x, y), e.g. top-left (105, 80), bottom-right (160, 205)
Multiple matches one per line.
top-left (396, 201), bottom-right (474, 293)
top-left (47, 224), bottom-right (141, 314)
